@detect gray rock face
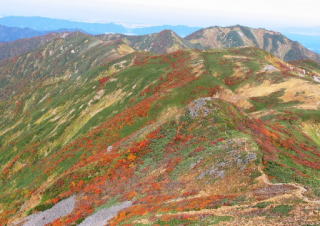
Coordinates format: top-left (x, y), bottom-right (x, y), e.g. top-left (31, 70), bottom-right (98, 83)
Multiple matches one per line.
top-left (313, 76), bottom-right (320, 83)
top-left (236, 153), bottom-right (257, 170)
top-left (199, 168), bottom-right (225, 180)
top-left (22, 196), bottom-right (76, 226)
top-left (198, 138), bottom-right (257, 180)
top-left (188, 97), bottom-right (214, 118)
top-left (79, 201), bottom-right (132, 226)
top-left (263, 65), bottom-right (279, 72)
top-left (107, 145), bottom-right (113, 152)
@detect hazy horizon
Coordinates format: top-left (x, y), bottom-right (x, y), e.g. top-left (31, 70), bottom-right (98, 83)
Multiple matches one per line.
top-left (1, 0), bottom-right (319, 30)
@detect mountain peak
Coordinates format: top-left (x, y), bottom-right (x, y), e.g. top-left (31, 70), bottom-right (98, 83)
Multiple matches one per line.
top-left (157, 29), bottom-right (177, 35)
top-left (0, 23), bottom-right (319, 62)
top-left (185, 26), bottom-right (320, 62)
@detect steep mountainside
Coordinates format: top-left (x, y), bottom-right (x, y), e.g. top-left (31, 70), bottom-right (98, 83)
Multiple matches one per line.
top-left (98, 30), bottom-right (192, 54)
top-left (0, 32), bottom-right (68, 61)
top-left (284, 33), bottom-right (320, 54)
top-left (0, 25), bottom-right (46, 42)
top-left (0, 45), bottom-right (320, 225)
top-left (290, 59), bottom-right (320, 74)
top-left (0, 32), bottom-right (134, 99)
top-left (185, 25), bottom-right (320, 62)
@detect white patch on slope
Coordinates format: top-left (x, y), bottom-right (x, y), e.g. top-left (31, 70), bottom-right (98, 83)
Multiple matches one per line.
top-left (22, 196), bottom-right (76, 226)
top-left (79, 201), bottom-right (132, 226)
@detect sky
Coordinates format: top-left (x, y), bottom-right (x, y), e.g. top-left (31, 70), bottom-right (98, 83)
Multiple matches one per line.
top-left (1, 0), bottom-right (320, 29)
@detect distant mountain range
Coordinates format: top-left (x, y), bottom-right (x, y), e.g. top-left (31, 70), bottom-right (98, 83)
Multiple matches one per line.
top-left (96, 26), bottom-right (320, 62)
top-left (0, 16), bottom-right (127, 34)
top-left (0, 16), bottom-right (319, 53)
top-left (0, 25), bottom-right (46, 42)
top-left (0, 26), bottom-right (319, 63)
top-left (0, 16), bottom-right (200, 37)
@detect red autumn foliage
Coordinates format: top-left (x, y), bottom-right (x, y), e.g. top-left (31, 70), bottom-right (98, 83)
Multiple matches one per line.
top-left (194, 146), bottom-right (205, 153)
top-left (98, 76), bottom-right (109, 85)
top-left (182, 190), bottom-right (198, 197)
top-left (174, 134), bottom-right (193, 143)
top-left (224, 77), bottom-right (238, 86)
top-left (140, 86), bottom-right (153, 96)
top-left (166, 157), bottom-right (182, 174)
top-left (209, 86), bottom-right (222, 96)
top-left (146, 128), bottom-right (162, 140)
top-left (211, 137), bottom-right (225, 145)
top-left (124, 191), bottom-right (138, 200)
top-left (24, 51), bottom-right (273, 226)
top-left (133, 54), bottom-right (151, 66)
top-left (243, 116), bottom-right (320, 172)
top-left (50, 219), bottom-right (64, 226)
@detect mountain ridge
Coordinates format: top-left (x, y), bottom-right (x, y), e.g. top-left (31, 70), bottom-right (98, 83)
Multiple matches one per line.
top-left (0, 26), bottom-right (319, 64)
top-left (0, 17), bottom-right (319, 62)
top-left (96, 26), bottom-right (320, 62)
top-left (0, 31), bottom-right (135, 99)
top-left (1, 16), bottom-right (319, 52)
top-left (98, 30), bottom-right (192, 54)
top-left (0, 32), bottom-right (72, 61)
top-left (185, 25), bottom-right (320, 62)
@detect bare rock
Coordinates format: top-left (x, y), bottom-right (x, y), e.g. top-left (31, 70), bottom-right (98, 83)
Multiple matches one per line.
top-left (188, 97), bottom-right (214, 118)
top-left (21, 196), bottom-right (76, 226)
top-left (79, 201), bottom-right (132, 226)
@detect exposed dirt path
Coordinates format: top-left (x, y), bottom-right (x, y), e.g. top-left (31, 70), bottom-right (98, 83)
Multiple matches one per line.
top-left (150, 166), bottom-right (320, 226)
top-left (257, 166), bottom-right (320, 204)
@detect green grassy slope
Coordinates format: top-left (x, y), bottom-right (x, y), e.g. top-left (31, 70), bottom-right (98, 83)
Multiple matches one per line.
top-left (0, 47), bottom-right (320, 225)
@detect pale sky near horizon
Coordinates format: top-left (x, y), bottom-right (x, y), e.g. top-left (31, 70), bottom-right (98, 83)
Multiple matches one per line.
top-left (1, 0), bottom-right (319, 28)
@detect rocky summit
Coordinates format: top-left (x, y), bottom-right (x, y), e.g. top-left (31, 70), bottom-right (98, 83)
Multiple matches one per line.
top-left (0, 26), bottom-right (320, 226)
